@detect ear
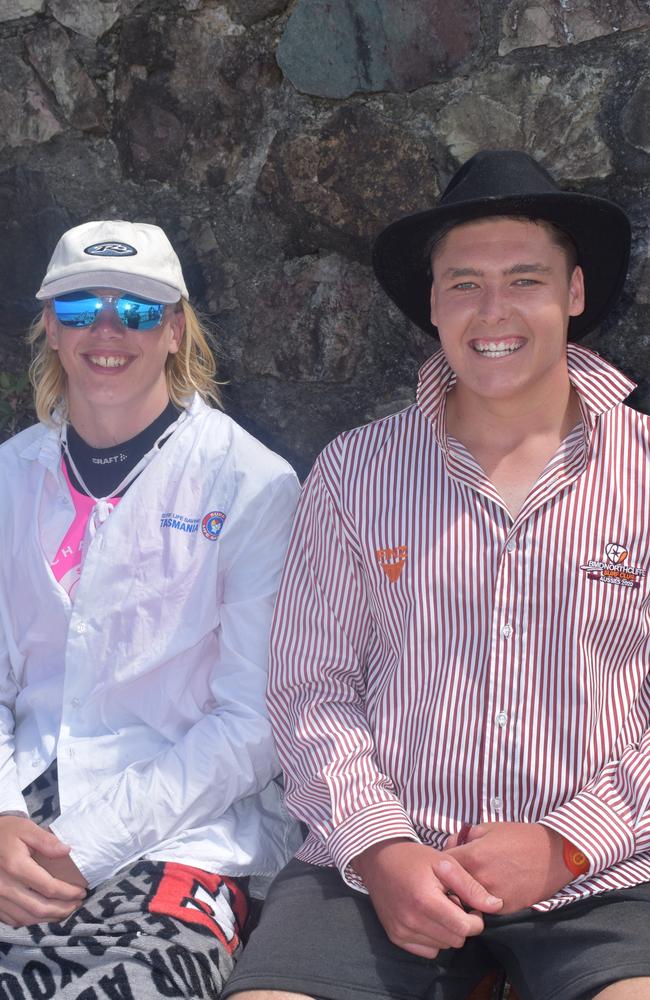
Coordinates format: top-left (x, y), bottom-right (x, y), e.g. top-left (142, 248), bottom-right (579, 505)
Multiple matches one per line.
top-left (166, 306), bottom-right (185, 355)
top-left (44, 305), bottom-right (61, 351)
top-left (568, 265), bottom-right (585, 317)
top-left (429, 280), bottom-right (438, 328)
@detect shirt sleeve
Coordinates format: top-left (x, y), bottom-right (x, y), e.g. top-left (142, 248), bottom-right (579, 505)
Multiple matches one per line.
top-left (540, 702), bottom-right (650, 876)
top-left (268, 445), bottom-right (418, 887)
top-left (51, 469), bottom-right (300, 888)
top-left (0, 616), bottom-right (27, 815)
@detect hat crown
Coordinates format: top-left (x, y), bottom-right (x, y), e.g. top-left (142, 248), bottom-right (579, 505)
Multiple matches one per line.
top-left (440, 150), bottom-right (560, 207)
top-left (36, 219), bottom-right (188, 303)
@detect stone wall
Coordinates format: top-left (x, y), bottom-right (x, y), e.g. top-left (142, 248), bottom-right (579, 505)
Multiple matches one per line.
top-left (0, 0), bottom-right (648, 475)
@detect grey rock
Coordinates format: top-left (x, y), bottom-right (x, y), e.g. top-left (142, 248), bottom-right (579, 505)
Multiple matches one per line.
top-left (223, 0), bottom-right (290, 26)
top-left (256, 104), bottom-right (440, 258)
top-left (48, 0), bottom-right (141, 39)
top-left (237, 254), bottom-right (371, 383)
top-left (499, 0), bottom-right (650, 54)
top-left (0, 0), bottom-right (42, 18)
top-left (25, 22), bottom-right (107, 132)
top-left (220, 253), bottom-right (432, 475)
top-left (622, 72), bottom-right (650, 153)
top-left (115, 9), bottom-right (281, 184)
top-left (277, 0), bottom-right (481, 98)
top-left (436, 63), bottom-right (613, 179)
top-left (0, 43), bottom-right (62, 152)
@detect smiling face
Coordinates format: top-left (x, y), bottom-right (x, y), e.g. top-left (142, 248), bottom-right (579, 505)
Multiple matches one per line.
top-left (429, 217), bottom-right (585, 410)
top-left (45, 287), bottom-right (184, 442)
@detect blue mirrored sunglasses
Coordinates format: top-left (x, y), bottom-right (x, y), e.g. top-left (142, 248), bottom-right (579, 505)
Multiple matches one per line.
top-left (52, 291), bottom-right (167, 331)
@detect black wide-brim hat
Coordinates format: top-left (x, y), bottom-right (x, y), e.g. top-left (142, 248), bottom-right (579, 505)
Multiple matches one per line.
top-left (372, 149), bottom-right (631, 341)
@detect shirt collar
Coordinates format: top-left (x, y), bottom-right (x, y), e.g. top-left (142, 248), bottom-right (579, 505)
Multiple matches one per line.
top-left (416, 342), bottom-right (636, 449)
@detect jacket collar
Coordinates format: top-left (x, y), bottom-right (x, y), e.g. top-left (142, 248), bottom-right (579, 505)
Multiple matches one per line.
top-left (18, 392), bottom-right (207, 469)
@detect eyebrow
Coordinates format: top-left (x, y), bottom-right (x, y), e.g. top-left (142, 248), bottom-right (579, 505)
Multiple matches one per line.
top-left (441, 263), bottom-right (553, 278)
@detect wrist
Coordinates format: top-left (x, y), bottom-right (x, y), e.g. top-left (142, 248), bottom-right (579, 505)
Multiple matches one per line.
top-left (562, 837), bottom-right (589, 878)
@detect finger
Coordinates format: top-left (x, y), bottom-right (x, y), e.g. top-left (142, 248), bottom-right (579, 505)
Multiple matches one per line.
top-left (399, 940), bottom-right (441, 959)
top-left (436, 857), bottom-right (503, 914)
top-left (385, 891), bottom-right (484, 949)
top-left (22, 859), bottom-right (86, 902)
top-left (387, 904), bottom-right (479, 952)
top-left (10, 887), bottom-right (80, 924)
top-left (22, 826), bottom-right (71, 859)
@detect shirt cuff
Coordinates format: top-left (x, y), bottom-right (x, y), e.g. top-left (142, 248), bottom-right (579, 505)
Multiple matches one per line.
top-left (326, 799), bottom-right (420, 890)
top-left (50, 797), bottom-right (135, 889)
top-left (540, 789), bottom-right (635, 876)
top-left (0, 784), bottom-right (28, 816)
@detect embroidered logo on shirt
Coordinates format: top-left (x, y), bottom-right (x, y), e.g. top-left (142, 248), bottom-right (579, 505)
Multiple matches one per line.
top-left (160, 511), bottom-right (200, 534)
top-left (376, 545), bottom-right (407, 582)
top-left (580, 541), bottom-right (645, 590)
top-left (201, 510), bottom-right (226, 540)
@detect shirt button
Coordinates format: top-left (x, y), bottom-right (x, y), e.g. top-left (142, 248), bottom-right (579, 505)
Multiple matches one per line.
top-left (76, 622), bottom-right (87, 634)
top-left (491, 796), bottom-right (502, 811)
top-left (506, 539), bottom-right (516, 552)
top-left (501, 624), bottom-right (513, 638)
top-left (496, 712), bottom-right (508, 728)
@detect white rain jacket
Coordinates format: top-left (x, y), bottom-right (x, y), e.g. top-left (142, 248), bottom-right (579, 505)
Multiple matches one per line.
top-left (0, 394), bottom-right (303, 888)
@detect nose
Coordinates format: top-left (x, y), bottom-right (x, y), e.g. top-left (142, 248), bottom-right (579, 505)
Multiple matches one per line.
top-left (89, 303), bottom-right (126, 334)
top-left (477, 284), bottom-right (510, 324)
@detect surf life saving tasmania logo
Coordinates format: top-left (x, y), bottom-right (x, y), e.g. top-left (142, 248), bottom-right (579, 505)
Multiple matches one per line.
top-left (160, 511), bottom-right (200, 534)
top-left (579, 542), bottom-right (645, 590)
top-left (202, 510), bottom-right (226, 540)
top-left (375, 545), bottom-right (407, 583)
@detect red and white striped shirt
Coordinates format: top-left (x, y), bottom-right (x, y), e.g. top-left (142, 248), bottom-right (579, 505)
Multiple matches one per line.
top-left (269, 343), bottom-right (650, 910)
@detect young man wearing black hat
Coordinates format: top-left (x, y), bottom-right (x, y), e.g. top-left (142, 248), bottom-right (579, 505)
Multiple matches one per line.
top-left (223, 151), bottom-right (650, 1000)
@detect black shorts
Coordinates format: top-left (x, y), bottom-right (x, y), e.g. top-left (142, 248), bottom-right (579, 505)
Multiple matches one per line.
top-left (222, 859), bottom-right (650, 1000)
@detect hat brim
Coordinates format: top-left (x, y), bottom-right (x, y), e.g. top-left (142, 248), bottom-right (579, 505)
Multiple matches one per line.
top-left (372, 192), bottom-right (631, 341)
top-left (35, 269), bottom-right (183, 304)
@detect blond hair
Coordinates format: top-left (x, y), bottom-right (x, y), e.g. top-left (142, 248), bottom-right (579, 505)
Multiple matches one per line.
top-left (28, 299), bottom-right (222, 425)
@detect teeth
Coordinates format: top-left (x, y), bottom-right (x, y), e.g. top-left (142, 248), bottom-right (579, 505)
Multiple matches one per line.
top-left (473, 341), bottom-right (522, 357)
top-left (88, 356), bottom-right (128, 368)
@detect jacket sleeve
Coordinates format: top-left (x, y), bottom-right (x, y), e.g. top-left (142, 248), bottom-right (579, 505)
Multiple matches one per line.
top-left (268, 445), bottom-right (418, 887)
top-left (0, 614), bottom-right (27, 815)
top-left (50, 469), bottom-right (300, 888)
top-left (540, 701), bottom-right (650, 877)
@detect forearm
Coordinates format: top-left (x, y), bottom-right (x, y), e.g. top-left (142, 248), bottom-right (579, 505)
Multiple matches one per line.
top-left (51, 708), bottom-right (279, 887)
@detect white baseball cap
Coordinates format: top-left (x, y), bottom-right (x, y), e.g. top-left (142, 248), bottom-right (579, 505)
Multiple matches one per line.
top-left (35, 220), bottom-right (189, 303)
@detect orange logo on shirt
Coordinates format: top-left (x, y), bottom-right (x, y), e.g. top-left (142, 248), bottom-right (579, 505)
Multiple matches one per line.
top-left (376, 545), bottom-right (407, 582)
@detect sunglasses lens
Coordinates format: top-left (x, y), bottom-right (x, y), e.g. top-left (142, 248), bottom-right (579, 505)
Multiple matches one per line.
top-left (53, 292), bottom-right (103, 328)
top-left (114, 295), bottom-right (165, 331)
top-left (52, 292), bottom-right (166, 330)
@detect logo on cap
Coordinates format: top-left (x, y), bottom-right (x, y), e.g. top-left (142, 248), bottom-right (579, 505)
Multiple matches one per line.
top-left (84, 242), bottom-right (137, 257)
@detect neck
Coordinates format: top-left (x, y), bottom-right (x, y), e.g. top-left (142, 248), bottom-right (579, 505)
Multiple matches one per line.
top-left (67, 392), bottom-right (172, 447)
top-left (446, 369), bottom-right (580, 454)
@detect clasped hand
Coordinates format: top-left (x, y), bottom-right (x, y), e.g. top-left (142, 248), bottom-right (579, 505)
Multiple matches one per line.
top-left (0, 816), bottom-right (87, 928)
top-left (443, 821), bottom-right (569, 913)
top-left (352, 838), bottom-right (503, 960)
